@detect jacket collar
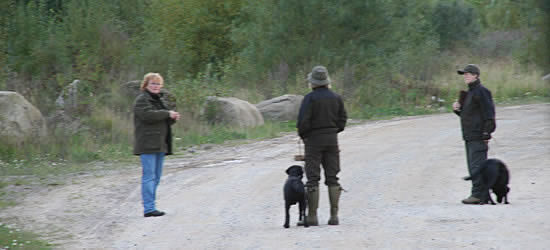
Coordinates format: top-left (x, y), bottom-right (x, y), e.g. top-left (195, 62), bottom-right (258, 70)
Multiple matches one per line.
top-left (468, 79), bottom-right (481, 90)
top-left (312, 86), bottom-right (329, 91)
top-left (144, 90), bottom-right (163, 100)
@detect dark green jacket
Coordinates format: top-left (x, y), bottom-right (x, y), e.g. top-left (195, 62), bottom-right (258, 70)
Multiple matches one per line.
top-left (297, 87), bottom-right (347, 145)
top-left (133, 91), bottom-right (175, 155)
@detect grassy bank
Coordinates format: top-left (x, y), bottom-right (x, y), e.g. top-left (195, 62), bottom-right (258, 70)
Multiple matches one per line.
top-left (435, 60), bottom-right (549, 104)
top-left (0, 120), bottom-right (299, 177)
top-left (0, 223), bottom-right (52, 249)
top-left (1, 58), bottom-right (548, 176)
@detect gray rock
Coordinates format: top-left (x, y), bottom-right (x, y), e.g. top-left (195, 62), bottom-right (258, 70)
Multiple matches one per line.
top-left (49, 80), bottom-right (89, 135)
top-left (542, 74), bottom-right (550, 81)
top-left (55, 80), bottom-right (81, 115)
top-left (256, 94), bottom-right (303, 121)
top-left (120, 80), bottom-right (142, 100)
top-left (202, 97), bottom-right (264, 128)
top-left (0, 91), bottom-right (48, 145)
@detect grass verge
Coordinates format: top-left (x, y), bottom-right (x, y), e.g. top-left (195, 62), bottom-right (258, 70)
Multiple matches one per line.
top-left (0, 223), bottom-right (53, 250)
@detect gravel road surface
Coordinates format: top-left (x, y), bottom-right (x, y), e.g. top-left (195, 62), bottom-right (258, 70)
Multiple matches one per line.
top-left (2, 103), bottom-right (549, 249)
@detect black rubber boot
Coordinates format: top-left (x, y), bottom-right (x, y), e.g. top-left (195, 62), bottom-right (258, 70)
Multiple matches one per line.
top-left (306, 186), bottom-right (319, 226)
top-left (328, 185), bottom-right (342, 225)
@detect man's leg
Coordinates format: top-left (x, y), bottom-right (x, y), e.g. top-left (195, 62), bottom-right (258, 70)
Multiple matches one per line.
top-left (464, 141), bottom-right (488, 203)
top-left (322, 145), bottom-right (342, 225)
top-left (322, 145), bottom-right (340, 187)
top-left (304, 144), bottom-right (322, 226)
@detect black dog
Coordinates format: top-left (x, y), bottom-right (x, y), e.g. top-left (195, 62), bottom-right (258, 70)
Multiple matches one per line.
top-left (283, 165), bottom-right (308, 228)
top-left (463, 159), bottom-right (510, 205)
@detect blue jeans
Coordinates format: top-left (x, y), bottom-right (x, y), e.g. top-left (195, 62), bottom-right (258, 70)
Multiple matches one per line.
top-left (140, 153), bottom-right (165, 214)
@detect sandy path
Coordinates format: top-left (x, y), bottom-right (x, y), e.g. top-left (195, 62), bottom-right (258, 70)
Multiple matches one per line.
top-left (2, 104), bottom-right (549, 249)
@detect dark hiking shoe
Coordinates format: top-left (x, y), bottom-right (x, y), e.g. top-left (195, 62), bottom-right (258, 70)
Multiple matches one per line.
top-left (144, 210), bottom-right (165, 217)
top-left (461, 196), bottom-right (481, 204)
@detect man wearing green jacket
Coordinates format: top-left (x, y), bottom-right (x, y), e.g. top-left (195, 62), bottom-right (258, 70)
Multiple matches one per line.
top-left (297, 66), bottom-right (347, 225)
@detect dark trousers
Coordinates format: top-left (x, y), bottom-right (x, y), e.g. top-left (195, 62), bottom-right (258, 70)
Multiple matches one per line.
top-left (465, 140), bottom-right (488, 198)
top-left (304, 144), bottom-right (340, 187)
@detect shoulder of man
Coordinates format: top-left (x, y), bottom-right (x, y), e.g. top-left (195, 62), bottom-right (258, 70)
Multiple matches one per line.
top-left (476, 84), bottom-right (493, 97)
top-left (303, 91), bottom-right (316, 101)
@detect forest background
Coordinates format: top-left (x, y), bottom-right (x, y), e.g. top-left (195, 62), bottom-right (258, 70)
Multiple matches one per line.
top-left (0, 0), bottom-right (549, 170)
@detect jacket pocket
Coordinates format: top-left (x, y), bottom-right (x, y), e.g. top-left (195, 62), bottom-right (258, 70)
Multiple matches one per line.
top-left (143, 131), bottom-right (162, 150)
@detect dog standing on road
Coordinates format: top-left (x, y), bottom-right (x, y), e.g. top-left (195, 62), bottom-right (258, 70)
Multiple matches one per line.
top-left (463, 158), bottom-right (510, 205)
top-left (283, 165), bottom-right (308, 228)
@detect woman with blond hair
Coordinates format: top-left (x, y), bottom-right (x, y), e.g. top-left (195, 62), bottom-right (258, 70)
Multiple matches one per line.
top-left (133, 72), bottom-right (180, 217)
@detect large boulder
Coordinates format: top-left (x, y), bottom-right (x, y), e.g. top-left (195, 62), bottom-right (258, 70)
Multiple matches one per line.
top-left (203, 97), bottom-right (264, 128)
top-left (0, 91), bottom-right (48, 145)
top-left (256, 94), bottom-right (303, 121)
top-left (49, 80), bottom-right (87, 135)
top-left (119, 80), bottom-right (142, 101)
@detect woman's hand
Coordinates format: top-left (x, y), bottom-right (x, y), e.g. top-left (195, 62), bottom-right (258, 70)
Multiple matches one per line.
top-left (169, 110), bottom-right (181, 120)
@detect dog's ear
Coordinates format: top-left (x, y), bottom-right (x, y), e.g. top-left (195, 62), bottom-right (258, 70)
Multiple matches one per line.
top-left (285, 166), bottom-right (292, 175)
top-left (286, 165), bottom-right (303, 175)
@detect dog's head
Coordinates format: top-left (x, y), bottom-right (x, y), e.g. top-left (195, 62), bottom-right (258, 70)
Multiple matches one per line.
top-left (286, 165), bottom-right (304, 178)
top-left (495, 186), bottom-right (510, 203)
top-left (491, 159), bottom-right (510, 203)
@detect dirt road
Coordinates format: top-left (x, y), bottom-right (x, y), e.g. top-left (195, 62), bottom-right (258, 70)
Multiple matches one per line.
top-left (3, 104), bottom-right (549, 249)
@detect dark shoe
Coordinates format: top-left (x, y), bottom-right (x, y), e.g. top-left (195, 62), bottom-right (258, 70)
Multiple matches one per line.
top-left (461, 196), bottom-right (481, 205)
top-left (144, 210), bottom-right (165, 217)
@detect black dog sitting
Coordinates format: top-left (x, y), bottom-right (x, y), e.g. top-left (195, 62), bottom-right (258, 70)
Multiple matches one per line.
top-left (463, 158), bottom-right (510, 205)
top-left (283, 165), bottom-right (308, 228)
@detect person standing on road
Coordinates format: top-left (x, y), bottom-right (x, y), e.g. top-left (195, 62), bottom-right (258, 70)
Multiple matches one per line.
top-left (297, 65), bottom-right (347, 225)
top-left (133, 72), bottom-right (180, 217)
top-left (452, 64), bottom-right (496, 204)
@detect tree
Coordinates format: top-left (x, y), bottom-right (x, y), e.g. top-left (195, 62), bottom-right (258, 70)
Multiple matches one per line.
top-left (431, 0), bottom-right (481, 50)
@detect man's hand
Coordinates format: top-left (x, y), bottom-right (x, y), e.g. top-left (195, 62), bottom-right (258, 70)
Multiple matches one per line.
top-left (453, 101), bottom-right (461, 111)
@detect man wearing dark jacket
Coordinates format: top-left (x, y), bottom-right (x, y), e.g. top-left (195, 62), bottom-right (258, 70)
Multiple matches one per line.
top-left (453, 64), bottom-right (496, 204)
top-left (297, 66), bottom-right (347, 225)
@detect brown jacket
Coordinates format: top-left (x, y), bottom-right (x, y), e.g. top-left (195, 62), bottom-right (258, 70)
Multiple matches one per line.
top-left (133, 91), bottom-right (175, 155)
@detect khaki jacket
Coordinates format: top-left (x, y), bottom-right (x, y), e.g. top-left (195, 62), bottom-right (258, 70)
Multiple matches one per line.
top-left (133, 91), bottom-right (175, 155)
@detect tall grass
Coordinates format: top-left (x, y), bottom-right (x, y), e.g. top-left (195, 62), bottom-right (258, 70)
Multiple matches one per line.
top-left (434, 59), bottom-right (549, 104)
top-left (173, 121), bottom-right (297, 150)
top-left (1, 57), bottom-right (548, 176)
